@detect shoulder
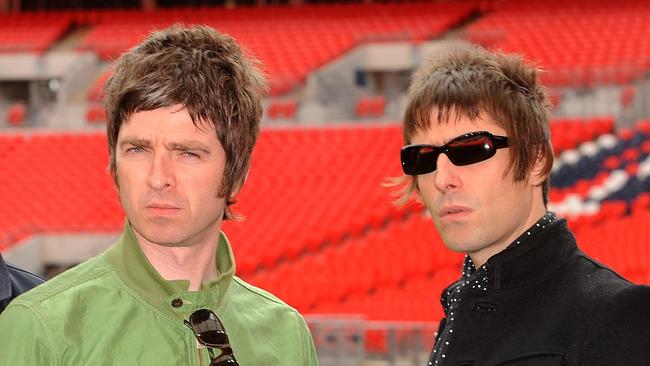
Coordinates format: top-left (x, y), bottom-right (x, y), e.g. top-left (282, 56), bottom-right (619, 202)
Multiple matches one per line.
top-left (580, 284), bottom-right (650, 365)
top-left (601, 284), bottom-right (650, 324)
top-left (230, 276), bottom-right (300, 312)
top-left (570, 250), bottom-right (635, 297)
top-left (228, 276), bottom-right (311, 330)
top-left (228, 276), bottom-right (318, 364)
top-left (0, 254), bottom-right (118, 359)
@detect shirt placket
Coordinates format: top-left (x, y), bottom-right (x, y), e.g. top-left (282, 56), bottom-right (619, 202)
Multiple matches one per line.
top-left (430, 257), bottom-right (488, 365)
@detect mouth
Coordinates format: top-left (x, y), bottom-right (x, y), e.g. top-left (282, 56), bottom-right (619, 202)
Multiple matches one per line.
top-left (439, 206), bottom-right (472, 220)
top-left (146, 203), bottom-right (181, 216)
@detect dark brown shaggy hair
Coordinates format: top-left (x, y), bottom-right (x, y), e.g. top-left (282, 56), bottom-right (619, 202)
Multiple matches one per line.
top-left (104, 24), bottom-right (268, 220)
top-left (394, 41), bottom-right (554, 206)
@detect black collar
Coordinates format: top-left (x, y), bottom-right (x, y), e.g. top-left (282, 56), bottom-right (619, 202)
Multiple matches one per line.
top-left (0, 254), bottom-right (12, 302)
top-left (486, 219), bottom-right (577, 289)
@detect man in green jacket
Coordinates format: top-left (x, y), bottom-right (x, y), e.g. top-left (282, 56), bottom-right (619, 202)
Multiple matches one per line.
top-left (0, 25), bottom-right (318, 365)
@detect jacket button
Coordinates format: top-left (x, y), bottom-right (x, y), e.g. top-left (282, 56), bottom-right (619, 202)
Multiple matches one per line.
top-left (171, 298), bottom-right (183, 308)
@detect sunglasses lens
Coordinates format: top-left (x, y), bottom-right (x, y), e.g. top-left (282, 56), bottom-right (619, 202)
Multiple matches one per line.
top-left (402, 145), bottom-right (438, 175)
top-left (212, 354), bottom-right (238, 366)
top-left (200, 330), bottom-right (229, 347)
top-left (446, 135), bottom-right (495, 166)
top-left (190, 309), bottom-right (229, 347)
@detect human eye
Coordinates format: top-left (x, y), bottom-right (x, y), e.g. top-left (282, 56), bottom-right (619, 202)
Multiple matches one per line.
top-left (180, 151), bottom-right (201, 159)
top-left (126, 146), bottom-right (146, 153)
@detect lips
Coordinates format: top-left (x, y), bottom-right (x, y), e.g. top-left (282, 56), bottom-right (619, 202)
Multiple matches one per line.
top-left (439, 205), bottom-right (472, 218)
top-left (147, 203), bottom-right (180, 209)
top-left (146, 203), bottom-right (181, 216)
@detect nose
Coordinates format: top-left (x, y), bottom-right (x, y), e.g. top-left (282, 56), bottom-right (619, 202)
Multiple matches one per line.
top-left (147, 151), bottom-right (175, 191)
top-left (434, 152), bottom-right (461, 192)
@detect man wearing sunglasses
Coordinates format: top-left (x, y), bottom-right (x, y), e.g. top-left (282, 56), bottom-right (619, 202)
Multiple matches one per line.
top-left (395, 42), bottom-right (650, 365)
top-left (0, 25), bottom-right (317, 365)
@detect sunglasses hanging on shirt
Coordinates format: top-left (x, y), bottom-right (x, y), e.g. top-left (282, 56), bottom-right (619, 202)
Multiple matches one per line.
top-left (184, 309), bottom-right (238, 366)
top-left (401, 131), bottom-right (509, 175)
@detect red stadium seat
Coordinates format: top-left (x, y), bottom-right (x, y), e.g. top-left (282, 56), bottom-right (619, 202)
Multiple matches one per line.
top-left (355, 96), bottom-right (386, 119)
top-left (7, 103), bottom-right (27, 126)
top-left (85, 105), bottom-right (106, 124)
top-left (267, 99), bottom-right (298, 120)
top-left (621, 85), bottom-right (636, 107)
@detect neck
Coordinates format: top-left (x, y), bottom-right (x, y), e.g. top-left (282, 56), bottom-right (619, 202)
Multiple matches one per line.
top-left (469, 199), bottom-right (547, 269)
top-left (134, 231), bottom-right (221, 292)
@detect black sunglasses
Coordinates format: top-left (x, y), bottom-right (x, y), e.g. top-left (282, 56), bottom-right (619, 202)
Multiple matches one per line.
top-left (184, 309), bottom-right (238, 366)
top-left (401, 131), bottom-right (509, 175)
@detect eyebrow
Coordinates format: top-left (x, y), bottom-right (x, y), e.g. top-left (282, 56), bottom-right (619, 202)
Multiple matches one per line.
top-left (166, 141), bottom-right (211, 155)
top-left (119, 138), bottom-right (211, 155)
top-left (119, 137), bottom-right (151, 149)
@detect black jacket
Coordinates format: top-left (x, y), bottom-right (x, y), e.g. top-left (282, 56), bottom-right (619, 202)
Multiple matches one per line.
top-left (433, 219), bottom-right (650, 366)
top-left (0, 254), bottom-right (44, 313)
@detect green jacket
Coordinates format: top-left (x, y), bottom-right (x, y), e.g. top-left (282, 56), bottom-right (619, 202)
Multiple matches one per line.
top-left (0, 223), bottom-right (318, 365)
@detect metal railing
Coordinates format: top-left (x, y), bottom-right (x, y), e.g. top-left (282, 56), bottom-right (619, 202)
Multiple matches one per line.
top-left (306, 314), bottom-right (438, 366)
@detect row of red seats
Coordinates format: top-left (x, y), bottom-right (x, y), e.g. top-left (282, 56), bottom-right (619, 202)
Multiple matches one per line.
top-left (267, 100), bottom-right (297, 120)
top-left (243, 212), bottom-right (463, 314)
top-left (602, 143), bottom-right (650, 171)
top-left (86, 104), bottom-right (106, 124)
top-left (75, 2), bottom-right (476, 95)
top-left (87, 95), bottom-right (386, 121)
top-left (0, 20), bottom-right (71, 53)
top-left (550, 116), bottom-right (614, 153)
top-left (0, 2), bottom-right (474, 25)
top-left (0, 133), bottom-right (122, 250)
top-left (574, 207), bottom-right (650, 283)
top-left (549, 139), bottom-right (650, 203)
top-left (564, 194), bottom-right (650, 232)
top-left (242, 191), bottom-right (650, 317)
top-left (356, 96), bottom-right (386, 119)
top-left (467, 0), bottom-right (650, 86)
top-left (223, 126), bottom-right (407, 274)
top-left (306, 202), bottom-right (650, 322)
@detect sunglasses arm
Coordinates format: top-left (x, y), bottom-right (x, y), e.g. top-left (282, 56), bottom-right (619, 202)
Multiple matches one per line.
top-left (183, 320), bottom-right (193, 331)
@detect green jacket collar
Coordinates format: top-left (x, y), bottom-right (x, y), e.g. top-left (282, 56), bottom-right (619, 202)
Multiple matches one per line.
top-left (105, 222), bottom-right (236, 320)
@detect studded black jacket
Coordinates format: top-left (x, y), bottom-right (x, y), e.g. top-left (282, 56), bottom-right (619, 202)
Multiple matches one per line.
top-left (431, 219), bottom-right (650, 366)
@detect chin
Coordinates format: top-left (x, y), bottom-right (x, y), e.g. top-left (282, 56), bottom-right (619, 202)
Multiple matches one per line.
top-left (135, 224), bottom-right (190, 247)
top-left (440, 231), bottom-right (478, 254)
top-left (443, 241), bottom-right (474, 254)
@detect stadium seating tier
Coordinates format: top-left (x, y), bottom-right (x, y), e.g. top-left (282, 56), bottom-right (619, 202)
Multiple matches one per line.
top-left (466, 0), bottom-right (650, 86)
top-left (2, 118), bottom-right (649, 321)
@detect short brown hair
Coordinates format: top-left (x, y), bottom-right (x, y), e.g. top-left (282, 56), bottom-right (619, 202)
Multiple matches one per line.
top-left (395, 41), bottom-right (554, 205)
top-left (104, 24), bottom-right (268, 220)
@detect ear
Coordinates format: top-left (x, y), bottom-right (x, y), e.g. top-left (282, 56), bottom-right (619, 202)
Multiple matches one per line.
top-left (529, 152), bottom-right (548, 187)
top-left (230, 166), bottom-right (250, 198)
